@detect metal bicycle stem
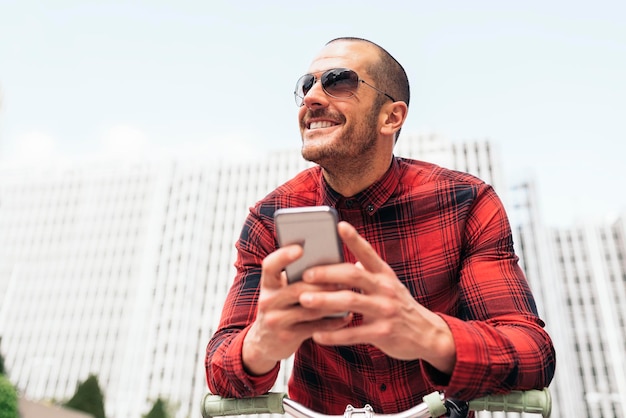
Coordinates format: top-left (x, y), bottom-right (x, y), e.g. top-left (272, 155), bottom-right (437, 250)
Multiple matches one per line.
top-left (283, 393), bottom-right (446, 418)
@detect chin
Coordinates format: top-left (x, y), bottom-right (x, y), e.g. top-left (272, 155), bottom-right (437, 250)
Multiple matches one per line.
top-left (300, 146), bottom-right (320, 163)
top-left (301, 143), bottom-right (327, 163)
top-left (301, 131), bottom-right (342, 160)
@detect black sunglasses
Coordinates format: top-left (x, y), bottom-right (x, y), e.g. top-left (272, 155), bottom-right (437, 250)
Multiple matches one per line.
top-left (294, 68), bottom-right (396, 107)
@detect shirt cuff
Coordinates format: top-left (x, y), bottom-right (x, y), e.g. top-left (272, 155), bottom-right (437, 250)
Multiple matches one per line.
top-left (421, 314), bottom-right (489, 400)
top-left (230, 326), bottom-right (281, 395)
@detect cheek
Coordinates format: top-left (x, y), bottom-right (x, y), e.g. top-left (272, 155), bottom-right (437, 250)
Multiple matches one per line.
top-left (298, 107), bottom-right (308, 125)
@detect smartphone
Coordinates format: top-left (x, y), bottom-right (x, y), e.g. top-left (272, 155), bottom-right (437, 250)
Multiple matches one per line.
top-left (274, 206), bottom-right (344, 283)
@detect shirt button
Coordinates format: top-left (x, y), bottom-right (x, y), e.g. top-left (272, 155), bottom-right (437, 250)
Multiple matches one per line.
top-left (380, 383), bottom-right (387, 391)
top-left (346, 200), bottom-right (354, 208)
top-left (367, 204), bottom-right (374, 213)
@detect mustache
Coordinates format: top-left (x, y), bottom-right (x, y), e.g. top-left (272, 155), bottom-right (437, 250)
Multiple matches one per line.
top-left (301, 109), bottom-right (346, 125)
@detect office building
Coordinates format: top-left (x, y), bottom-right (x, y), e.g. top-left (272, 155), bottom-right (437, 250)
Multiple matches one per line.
top-left (550, 216), bottom-right (626, 417)
top-left (1, 133), bottom-right (608, 417)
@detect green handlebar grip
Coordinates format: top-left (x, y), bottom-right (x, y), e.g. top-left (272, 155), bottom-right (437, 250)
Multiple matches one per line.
top-left (201, 392), bottom-right (288, 418)
top-left (469, 388), bottom-right (552, 418)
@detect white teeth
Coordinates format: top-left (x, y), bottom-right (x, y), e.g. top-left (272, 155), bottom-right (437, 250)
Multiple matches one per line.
top-left (309, 121), bottom-right (335, 129)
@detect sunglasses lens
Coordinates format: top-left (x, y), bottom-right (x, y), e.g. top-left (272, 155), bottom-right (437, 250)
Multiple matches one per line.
top-left (322, 68), bottom-right (359, 98)
top-left (293, 68), bottom-right (360, 106)
top-left (295, 74), bottom-right (315, 106)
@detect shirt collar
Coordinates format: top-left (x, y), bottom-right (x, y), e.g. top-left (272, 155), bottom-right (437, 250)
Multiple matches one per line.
top-left (318, 157), bottom-right (401, 215)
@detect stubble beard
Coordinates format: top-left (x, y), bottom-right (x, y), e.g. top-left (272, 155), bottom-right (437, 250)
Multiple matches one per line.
top-left (300, 109), bottom-right (379, 172)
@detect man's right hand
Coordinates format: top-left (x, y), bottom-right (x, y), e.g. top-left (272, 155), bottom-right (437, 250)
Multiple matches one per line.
top-left (242, 244), bottom-right (352, 376)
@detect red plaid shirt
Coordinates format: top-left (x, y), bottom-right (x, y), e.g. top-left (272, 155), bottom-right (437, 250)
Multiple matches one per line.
top-left (206, 157), bottom-right (555, 414)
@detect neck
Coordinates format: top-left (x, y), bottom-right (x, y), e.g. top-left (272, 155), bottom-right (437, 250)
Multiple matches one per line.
top-left (322, 154), bottom-right (393, 197)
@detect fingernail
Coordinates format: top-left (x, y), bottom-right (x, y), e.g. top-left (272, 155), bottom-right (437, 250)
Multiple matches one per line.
top-left (300, 293), bottom-right (313, 305)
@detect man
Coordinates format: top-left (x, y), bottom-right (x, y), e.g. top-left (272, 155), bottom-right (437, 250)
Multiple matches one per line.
top-left (206, 37), bottom-right (555, 414)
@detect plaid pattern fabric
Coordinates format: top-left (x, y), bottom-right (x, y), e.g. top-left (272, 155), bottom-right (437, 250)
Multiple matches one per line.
top-left (206, 157), bottom-right (555, 414)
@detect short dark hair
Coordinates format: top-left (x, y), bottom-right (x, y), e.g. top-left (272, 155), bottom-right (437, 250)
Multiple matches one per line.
top-left (326, 37), bottom-right (410, 108)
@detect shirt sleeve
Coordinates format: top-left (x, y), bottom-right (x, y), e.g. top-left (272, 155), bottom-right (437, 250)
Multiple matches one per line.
top-left (206, 325), bottom-right (280, 397)
top-left (422, 184), bottom-right (556, 400)
top-left (205, 208), bottom-right (281, 397)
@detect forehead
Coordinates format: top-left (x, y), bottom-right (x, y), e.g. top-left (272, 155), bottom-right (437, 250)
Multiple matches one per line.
top-left (307, 41), bottom-right (377, 76)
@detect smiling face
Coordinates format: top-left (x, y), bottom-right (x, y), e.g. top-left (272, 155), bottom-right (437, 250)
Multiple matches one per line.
top-left (297, 41), bottom-right (387, 170)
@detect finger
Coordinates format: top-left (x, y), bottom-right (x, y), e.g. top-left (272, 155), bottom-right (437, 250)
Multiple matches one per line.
top-left (302, 262), bottom-right (366, 291)
top-left (263, 299), bottom-right (352, 334)
top-left (290, 306), bottom-right (353, 326)
top-left (300, 288), bottom-right (387, 316)
top-left (261, 279), bottom-right (347, 317)
top-left (337, 222), bottom-right (391, 274)
top-left (261, 245), bottom-right (303, 289)
top-left (303, 260), bottom-right (385, 295)
top-left (312, 324), bottom-right (371, 347)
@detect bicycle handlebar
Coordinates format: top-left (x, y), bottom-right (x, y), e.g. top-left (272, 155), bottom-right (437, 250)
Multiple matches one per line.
top-left (202, 392), bottom-right (288, 416)
top-left (469, 389), bottom-right (551, 416)
top-left (202, 388), bottom-right (551, 418)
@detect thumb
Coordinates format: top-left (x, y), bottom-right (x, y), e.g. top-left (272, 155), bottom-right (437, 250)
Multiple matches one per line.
top-left (261, 245), bottom-right (303, 289)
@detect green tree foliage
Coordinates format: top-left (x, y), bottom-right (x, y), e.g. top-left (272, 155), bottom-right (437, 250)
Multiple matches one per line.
top-left (143, 398), bottom-right (169, 418)
top-left (0, 350), bottom-right (5, 376)
top-left (0, 374), bottom-right (18, 418)
top-left (0, 338), bottom-right (6, 376)
top-left (63, 374), bottom-right (106, 418)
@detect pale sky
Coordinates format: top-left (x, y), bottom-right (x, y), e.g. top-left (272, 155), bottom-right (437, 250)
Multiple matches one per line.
top-left (1, 1), bottom-right (625, 227)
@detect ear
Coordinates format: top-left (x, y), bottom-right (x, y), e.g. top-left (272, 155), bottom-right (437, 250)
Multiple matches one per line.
top-left (379, 101), bottom-right (408, 138)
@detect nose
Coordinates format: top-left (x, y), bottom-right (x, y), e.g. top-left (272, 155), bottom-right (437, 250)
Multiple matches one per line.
top-left (301, 79), bottom-right (329, 109)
